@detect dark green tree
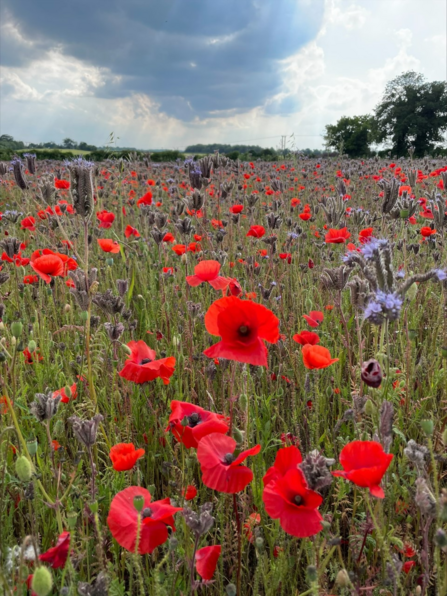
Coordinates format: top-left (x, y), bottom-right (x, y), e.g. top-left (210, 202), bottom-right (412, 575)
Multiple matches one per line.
top-left (324, 115), bottom-right (374, 156)
top-left (63, 138), bottom-right (76, 149)
top-left (374, 71), bottom-right (447, 157)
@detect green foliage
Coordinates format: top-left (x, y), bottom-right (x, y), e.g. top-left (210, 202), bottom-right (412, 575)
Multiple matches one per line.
top-left (374, 70), bottom-right (447, 156)
top-left (324, 115), bottom-right (374, 157)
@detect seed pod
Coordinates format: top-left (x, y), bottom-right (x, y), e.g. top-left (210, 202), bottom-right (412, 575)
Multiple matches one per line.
top-left (16, 456), bottom-right (33, 482)
top-left (32, 566), bottom-right (53, 596)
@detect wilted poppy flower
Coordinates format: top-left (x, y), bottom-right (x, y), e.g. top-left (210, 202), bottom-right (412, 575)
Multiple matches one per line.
top-left (167, 400), bottom-right (229, 449)
top-left (119, 340), bottom-right (175, 385)
top-left (228, 278), bottom-right (242, 297)
top-left (97, 239), bottom-right (120, 254)
top-left (332, 440), bottom-right (393, 498)
top-left (39, 531), bottom-right (70, 569)
top-left (293, 331), bottom-right (320, 346)
top-left (195, 545), bottom-right (221, 580)
top-left (325, 227), bottom-right (351, 244)
top-left (96, 210), bottom-right (115, 229)
top-left (21, 216), bottom-right (36, 231)
top-left (109, 443), bottom-right (145, 471)
top-left (53, 382), bottom-right (77, 404)
top-left (197, 433), bottom-right (260, 493)
top-left (107, 486), bottom-right (182, 554)
top-left (55, 178), bottom-right (70, 189)
top-left (263, 446), bottom-right (323, 538)
top-left (361, 359), bottom-right (382, 388)
top-left (30, 253), bottom-right (64, 284)
top-left (186, 260), bottom-right (230, 290)
top-left (302, 311), bottom-right (324, 328)
top-left (302, 345), bottom-right (338, 370)
top-left (246, 225), bottom-right (265, 238)
top-left (124, 225), bottom-right (140, 238)
top-left (203, 296), bottom-right (279, 367)
top-left (420, 227), bottom-right (436, 238)
top-left (137, 192), bottom-right (153, 207)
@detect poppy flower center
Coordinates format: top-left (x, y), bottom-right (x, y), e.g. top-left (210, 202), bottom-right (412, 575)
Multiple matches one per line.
top-left (224, 453), bottom-right (235, 464)
top-left (140, 358), bottom-right (153, 365)
top-left (294, 495), bottom-right (303, 506)
top-left (187, 413), bottom-right (201, 427)
top-left (238, 325), bottom-right (250, 337)
top-left (142, 507), bottom-right (153, 518)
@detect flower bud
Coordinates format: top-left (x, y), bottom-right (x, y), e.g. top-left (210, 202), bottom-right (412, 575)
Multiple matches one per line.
top-left (435, 529), bottom-right (447, 549)
top-left (67, 511), bottom-right (78, 529)
top-left (64, 385), bottom-right (72, 399)
top-left (64, 304), bottom-right (71, 313)
top-left (364, 399), bottom-right (376, 417)
top-left (239, 394), bottom-right (247, 411)
top-left (169, 536), bottom-right (178, 550)
top-left (26, 438), bottom-right (38, 456)
top-left (106, 257), bottom-right (114, 266)
top-left (11, 321), bottom-right (23, 338)
top-left (28, 340), bottom-right (37, 353)
top-left (421, 419), bottom-right (434, 437)
top-left (89, 501), bottom-right (98, 514)
top-left (361, 359), bottom-right (382, 388)
top-left (306, 565), bottom-right (317, 583)
top-left (226, 584), bottom-right (237, 596)
top-left (233, 427), bottom-right (244, 445)
top-left (32, 566), bottom-right (53, 596)
top-left (80, 311), bottom-right (89, 323)
top-left (15, 456), bottom-right (32, 482)
top-left (120, 343), bottom-right (132, 356)
top-left (254, 536), bottom-right (264, 552)
top-left (335, 569), bottom-right (351, 588)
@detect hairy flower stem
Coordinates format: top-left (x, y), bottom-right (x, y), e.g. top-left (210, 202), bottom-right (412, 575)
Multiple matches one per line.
top-left (233, 494), bottom-right (242, 596)
top-left (190, 535), bottom-right (199, 595)
top-left (134, 513), bottom-right (145, 596)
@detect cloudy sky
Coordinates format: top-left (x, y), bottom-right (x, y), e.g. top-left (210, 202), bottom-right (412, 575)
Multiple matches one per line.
top-left (1, 0), bottom-right (445, 150)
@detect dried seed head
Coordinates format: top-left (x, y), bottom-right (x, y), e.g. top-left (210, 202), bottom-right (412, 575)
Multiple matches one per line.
top-left (69, 414), bottom-right (104, 449)
top-left (30, 391), bottom-right (61, 422)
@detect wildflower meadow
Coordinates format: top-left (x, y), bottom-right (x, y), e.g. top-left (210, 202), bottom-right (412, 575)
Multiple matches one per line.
top-left (0, 152), bottom-right (446, 596)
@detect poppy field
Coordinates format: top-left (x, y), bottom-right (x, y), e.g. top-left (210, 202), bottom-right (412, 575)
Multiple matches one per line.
top-left (0, 152), bottom-right (447, 595)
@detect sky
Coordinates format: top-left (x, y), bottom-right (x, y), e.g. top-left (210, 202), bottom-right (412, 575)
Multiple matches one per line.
top-left (0, 0), bottom-right (446, 150)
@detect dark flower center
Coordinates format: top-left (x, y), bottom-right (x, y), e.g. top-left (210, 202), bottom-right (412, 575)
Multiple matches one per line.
top-left (224, 453), bottom-right (235, 464)
top-left (141, 358), bottom-right (153, 364)
top-left (294, 495), bottom-right (303, 506)
top-left (187, 413), bottom-right (201, 427)
top-left (238, 325), bottom-right (250, 337)
top-left (142, 507), bottom-right (153, 519)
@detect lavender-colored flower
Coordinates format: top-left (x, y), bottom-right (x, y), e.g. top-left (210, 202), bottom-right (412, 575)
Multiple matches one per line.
top-left (361, 238), bottom-right (388, 260)
top-left (364, 290), bottom-right (403, 325)
top-left (433, 269), bottom-right (447, 281)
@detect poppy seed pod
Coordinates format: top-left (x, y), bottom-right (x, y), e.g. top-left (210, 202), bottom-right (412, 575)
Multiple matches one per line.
top-left (361, 359), bottom-right (382, 388)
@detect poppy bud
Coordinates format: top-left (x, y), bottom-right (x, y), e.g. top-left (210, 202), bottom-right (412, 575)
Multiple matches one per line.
top-left (67, 511), bottom-right (78, 529)
top-left (361, 359), bottom-right (382, 388)
top-left (226, 584), bottom-right (237, 596)
top-left (120, 343), bottom-right (132, 356)
top-left (407, 282), bottom-right (418, 301)
top-left (335, 569), bottom-right (351, 588)
top-left (106, 258), bottom-right (114, 266)
top-left (11, 321), bottom-right (23, 338)
top-left (169, 536), bottom-right (178, 550)
top-left (89, 501), bottom-right (98, 514)
top-left (434, 529), bottom-right (447, 549)
top-left (133, 495), bottom-right (145, 513)
top-left (421, 419), bottom-right (434, 437)
top-left (32, 566), bottom-right (53, 596)
top-left (0, 351), bottom-right (6, 362)
top-left (28, 340), bottom-right (37, 353)
top-left (27, 438), bottom-right (38, 456)
top-left (64, 304), bottom-right (71, 313)
top-left (16, 455), bottom-right (32, 482)
top-left (11, 336), bottom-right (16, 346)
top-left (148, 484), bottom-right (156, 495)
top-left (364, 399), bottom-right (376, 416)
top-left (233, 427), bottom-right (244, 445)
top-left (239, 394), bottom-right (247, 411)
top-left (254, 536), bottom-right (264, 552)
top-left (80, 311), bottom-right (89, 323)
top-left (53, 419), bottom-right (65, 438)
top-left (64, 385), bottom-right (72, 399)
top-left (306, 565), bottom-right (317, 583)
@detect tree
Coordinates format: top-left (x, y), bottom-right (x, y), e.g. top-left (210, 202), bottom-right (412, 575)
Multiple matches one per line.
top-left (63, 138), bottom-right (76, 149)
top-left (324, 115), bottom-right (374, 157)
top-left (374, 71), bottom-right (447, 157)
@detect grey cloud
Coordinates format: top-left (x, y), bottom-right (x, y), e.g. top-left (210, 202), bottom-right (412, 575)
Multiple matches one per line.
top-left (1, 0), bottom-right (324, 119)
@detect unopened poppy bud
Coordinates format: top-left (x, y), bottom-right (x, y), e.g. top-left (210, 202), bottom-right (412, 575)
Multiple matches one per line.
top-left (64, 385), bottom-right (72, 399)
top-left (11, 336), bottom-right (16, 346)
top-left (254, 536), bottom-right (264, 552)
top-left (133, 495), bottom-right (145, 513)
top-left (53, 419), bottom-right (65, 438)
top-left (27, 438), bottom-right (38, 456)
top-left (64, 304), bottom-right (71, 313)
top-left (233, 427), bottom-right (244, 444)
top-left (169, 536), bottom-right (178, 550)
top-left (0, 351), bottom-right (6, 362)
top-left (46, 287), bottom-right (52, 296)
top-left (106, 258), bottom-right (114, 266)
top-left (239, 394), bottom-right (247, 411)
top-left (28, 340), bottom-right (37, 353)
top-left (148, 484), bottom-right (156, 495)
top-left (16, 455), bottom-right (32, 482)
top-left (435, 529), bottom-right (447, 549)
top-left (306, 565), bottom-right (317, 583)
top-left (400, 209), bottom-right (409, 218)
top-left (335, 569), bottom-right (350, 588)
top-left (11, 321), bottom-right (23, 338)
top-left (80, 311), bottom-right (89, 323)
top-left (226, 584), bottom-right (237, 596)
top-left (415, 587), bottom-right (421, 596)
top-left (421, 419), bottom-right (434, 437)
top-left (67, 511), bottom-right (78, 529)
top-left (32, 566), bottom-right (53, 596)
top-left (361, 359), bottom-right (382, 388)
top-left (120, 343), bottom-right (132, 356)
top-left (406, 282), bottom-right (418, 301)
top-left (89, 501), bottom-right (98, 514)
top-left (364, 399), bottom-right (376, 416)
top-left (172, 334), bottom-right (181, 347)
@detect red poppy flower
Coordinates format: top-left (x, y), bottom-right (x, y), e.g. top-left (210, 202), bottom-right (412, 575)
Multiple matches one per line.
top-left (187, 242), bottom-right (201, 253)
top-left (53, 382), bottom-right (77, 404)
top-left (302, 311), bottom-right (324, 328)
top-left (228, 278), bottom-right (242, 297)
top-left (195, 545), bottom-right (221, 580)
top-left (263, 446), bottom-right (323, 538)
top-left (403, 561), bottom-right (416, 574)
top-left (230, 205), bottom-right (244, 214)
top-left (119, 340), bottom-right (175, 385)
top-left (109, 443), bottom-right (145, 471)
top-left (203, 296), bottom-right (280, 366)
top-left (167, 400), bottom-right (229, 449)
top-left (332, 440), bottom-right (393, 498)
top-left (30, 254), bottom-right (64, 284)
top-left (107, 486), bottom-right (182, 554)
top-left (97, 239), bottom-right (121, 253)
top-left (299, 212), bottom-right (311, 221)
top-left (55, 178), bottom-right (70, 189)
top-left (96, 210), bottom-right (115, 229)
top-left (197, 433), bottom-right (260, 493)
top-left (246, 225), bottom-right (266, 238)
top-left (163, 233), bottom-right (175, 243)
top-left (293, 331), bottom-right (320, 346)
top-left (137, 192), bottom-right (153, 207)
top-left (291, 198), bottom-right (300, 207)
top-left (244, 512), bottom-right (261, 542)
top-left (182, 485), bottom-right (197, 500)
top-left (358, 227), bottom-right (373, 244)
top-left (302, 345), bottom-right (338, 370)
top-left (23, 348), bottom-right (43, 364)
top-left (420, 226), bottom-right (436, 238)
top-left (125, 225), bottom-right (140, 238)
top-left (39, 531), bottom-right (70, 569)
top-left (325, 227), bottom-right (351, 244)
top-left (21, 216), bottom-right (36, 231)
top-left (186, 260), bottom-right (230, 290)
top-left (172, 244), bottom-right (186, 256)
top-left (23, 275), bottom-right (39, 285)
